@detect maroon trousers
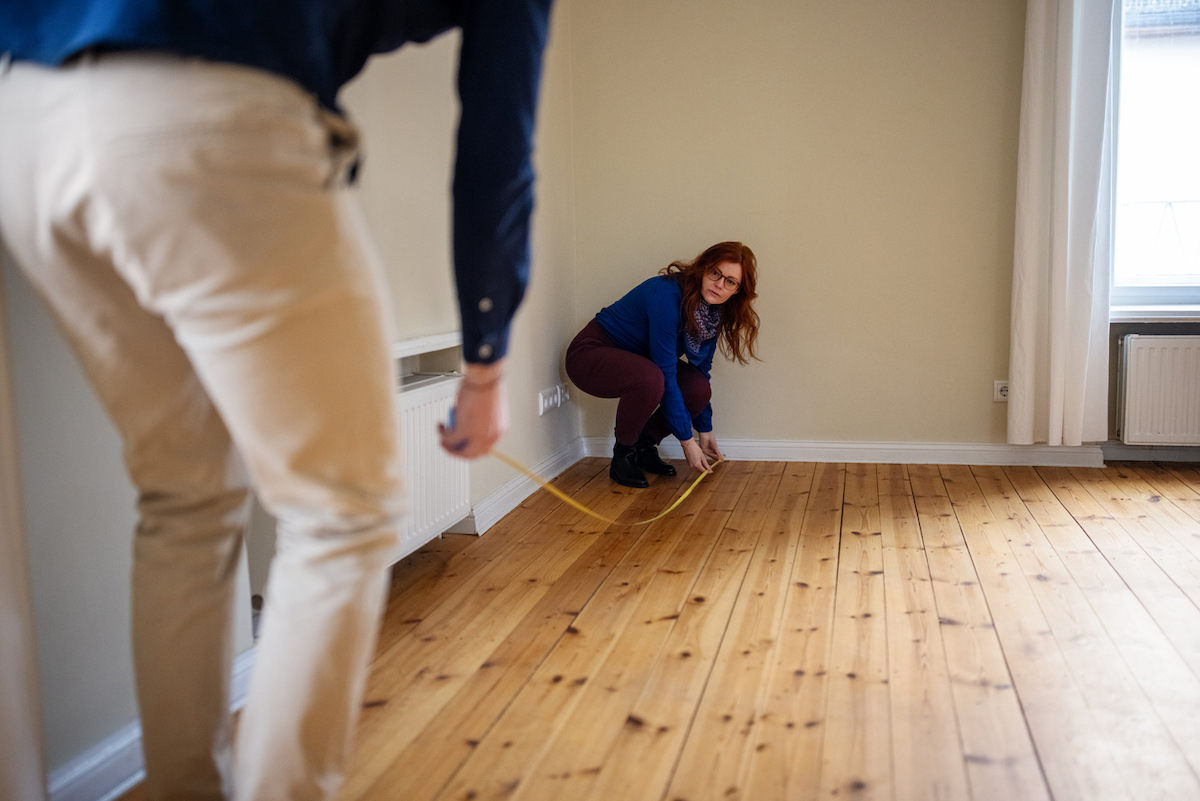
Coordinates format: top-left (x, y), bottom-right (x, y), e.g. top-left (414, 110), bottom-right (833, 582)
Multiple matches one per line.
top-left (565, 318), bottom-right (711, 447)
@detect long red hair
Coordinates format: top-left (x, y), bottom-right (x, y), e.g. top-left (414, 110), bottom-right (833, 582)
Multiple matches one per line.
top-left (660, 241), bottom-right (760, 364)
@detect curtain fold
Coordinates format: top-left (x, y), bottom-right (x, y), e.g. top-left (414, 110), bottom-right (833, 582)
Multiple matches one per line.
top-left (1009, 0), bottom-right (1120, 446)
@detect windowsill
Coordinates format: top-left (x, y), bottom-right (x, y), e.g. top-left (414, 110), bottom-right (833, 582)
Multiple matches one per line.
top-left (1110, 305), bottom-right (1200, 323)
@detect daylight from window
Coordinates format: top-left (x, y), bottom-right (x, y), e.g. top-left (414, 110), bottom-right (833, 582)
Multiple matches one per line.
top-left (1115, 0), bottom-right (1200, 293)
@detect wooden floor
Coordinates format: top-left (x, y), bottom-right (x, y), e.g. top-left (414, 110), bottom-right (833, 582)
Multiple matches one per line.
top-left (119, 458), bottom-right (1200, 801)
top-left (334, 458), bottom-right (1200, 801)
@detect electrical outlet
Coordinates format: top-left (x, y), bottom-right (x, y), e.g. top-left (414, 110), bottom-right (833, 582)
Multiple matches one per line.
top-left (538, 386), bottom-right (560, 416)
top-left (538, 384), bottom-right (572, 416)
top-left (994, 380), bottom-right (1010, 402)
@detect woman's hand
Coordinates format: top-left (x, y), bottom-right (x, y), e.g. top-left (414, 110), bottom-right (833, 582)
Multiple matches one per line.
top-left (439, 361), bottom-right (508, 458)
top-left (697, 431), bottom-right (722, 462)
top-left (681, 437), bottom-right (712, 474)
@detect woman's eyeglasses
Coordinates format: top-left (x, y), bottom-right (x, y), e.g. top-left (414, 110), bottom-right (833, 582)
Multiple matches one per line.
top-left (707, 266), bottom-right (741, 292)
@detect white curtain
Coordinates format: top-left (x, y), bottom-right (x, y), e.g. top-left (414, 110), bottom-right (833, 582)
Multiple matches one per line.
top-left (1009, 0), bottom-right (1121, 446)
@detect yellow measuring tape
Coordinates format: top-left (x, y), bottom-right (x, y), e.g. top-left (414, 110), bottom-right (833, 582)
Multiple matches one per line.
top-left (491, 449), bottom-right (723, 526)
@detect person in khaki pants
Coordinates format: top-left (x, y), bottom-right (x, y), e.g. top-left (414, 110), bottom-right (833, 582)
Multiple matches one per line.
top-left (0, 1), bottom-right (552, 798)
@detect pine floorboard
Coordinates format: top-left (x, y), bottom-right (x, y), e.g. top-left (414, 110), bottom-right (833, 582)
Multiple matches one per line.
top-left (114, 458), bottom-right (1200, 801)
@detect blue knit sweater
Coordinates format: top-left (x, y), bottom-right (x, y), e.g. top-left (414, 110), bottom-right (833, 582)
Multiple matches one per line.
top-left (595, 276), bottom-right (716, 441)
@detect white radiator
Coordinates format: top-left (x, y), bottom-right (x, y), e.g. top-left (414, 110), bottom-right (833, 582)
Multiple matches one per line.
top-left (393, 373), bottom-right (470, 561)
top-left (1119, 335), bottom-right (1200, 446)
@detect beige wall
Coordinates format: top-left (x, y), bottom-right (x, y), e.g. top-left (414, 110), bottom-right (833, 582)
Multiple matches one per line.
top-left (1, 250), bottom-right (254, 770)
top-left (567, 0), bottom-right (1025, 445)
top-left (343, 4), bottom-right (582, 503)
top-left (2, 247), bottom-right (141, 769)
top-left (341, 34), bottom-right (461, 341)
top-left (470, 0), bottom-right (583, 495)
top-left (338, 0), bottom-right (1031, 479)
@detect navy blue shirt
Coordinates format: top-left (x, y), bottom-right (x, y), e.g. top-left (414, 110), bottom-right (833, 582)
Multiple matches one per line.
top-left (0, 0), bottom-right (553, 363)
top-left (596, 276), bottom-right (716, 441)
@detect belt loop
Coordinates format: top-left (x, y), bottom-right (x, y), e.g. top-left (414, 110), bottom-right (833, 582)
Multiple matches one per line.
top-left (319, 107), bottom-right (362, 189)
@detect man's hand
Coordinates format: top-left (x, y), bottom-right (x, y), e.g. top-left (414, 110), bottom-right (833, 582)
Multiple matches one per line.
top-left (681, 437), bottom-right (712, 474)
top-left (439, 360), bottom-right (507, 458)
top-left (697, 431), bottom-right (722, 462)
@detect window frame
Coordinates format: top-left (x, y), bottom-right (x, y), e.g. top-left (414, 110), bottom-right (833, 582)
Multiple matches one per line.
top-left (1109, 0), bottom-right (1200, 320)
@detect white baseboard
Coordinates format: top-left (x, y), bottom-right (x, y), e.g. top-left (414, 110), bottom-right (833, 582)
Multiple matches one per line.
top-left (471, 438), bottom-right (588, 534)
top-left (49, 647), bottom-right (257, 801)
top-left (581, 437), bottom-right (1106, 468)
top-left (47, 721), bottom-right (143, 801)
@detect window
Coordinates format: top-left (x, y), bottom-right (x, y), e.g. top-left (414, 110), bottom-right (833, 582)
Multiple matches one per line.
top-left (1113, 0), bottom-right (1200, 314)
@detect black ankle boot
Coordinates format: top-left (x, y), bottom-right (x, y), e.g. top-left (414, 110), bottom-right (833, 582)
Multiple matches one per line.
top-left (610, 443), bottom-right (649, 488)
top-left (634, 437), bottom-right (677, 476)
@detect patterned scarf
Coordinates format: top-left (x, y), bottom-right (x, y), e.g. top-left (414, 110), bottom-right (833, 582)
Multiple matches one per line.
top-left (686, 300), bottom-right (723, 354)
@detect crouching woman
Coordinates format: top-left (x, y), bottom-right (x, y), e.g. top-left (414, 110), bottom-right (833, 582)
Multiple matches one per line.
top-left (565, 241), bottom-right (760, 487)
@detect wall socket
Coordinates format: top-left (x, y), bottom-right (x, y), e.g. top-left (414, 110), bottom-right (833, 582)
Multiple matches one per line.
top-left (994, 380), bottom-right (1010, 402)
top-left (538, 383), bottom-right (571, 416)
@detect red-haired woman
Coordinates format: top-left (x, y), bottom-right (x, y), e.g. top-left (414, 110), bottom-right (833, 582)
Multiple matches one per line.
top-left (566, 241), bottom-right (760, 487)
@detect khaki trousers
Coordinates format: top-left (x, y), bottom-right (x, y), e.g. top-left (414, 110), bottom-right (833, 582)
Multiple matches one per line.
top-left (0, 54), bottom-right (404, 800)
